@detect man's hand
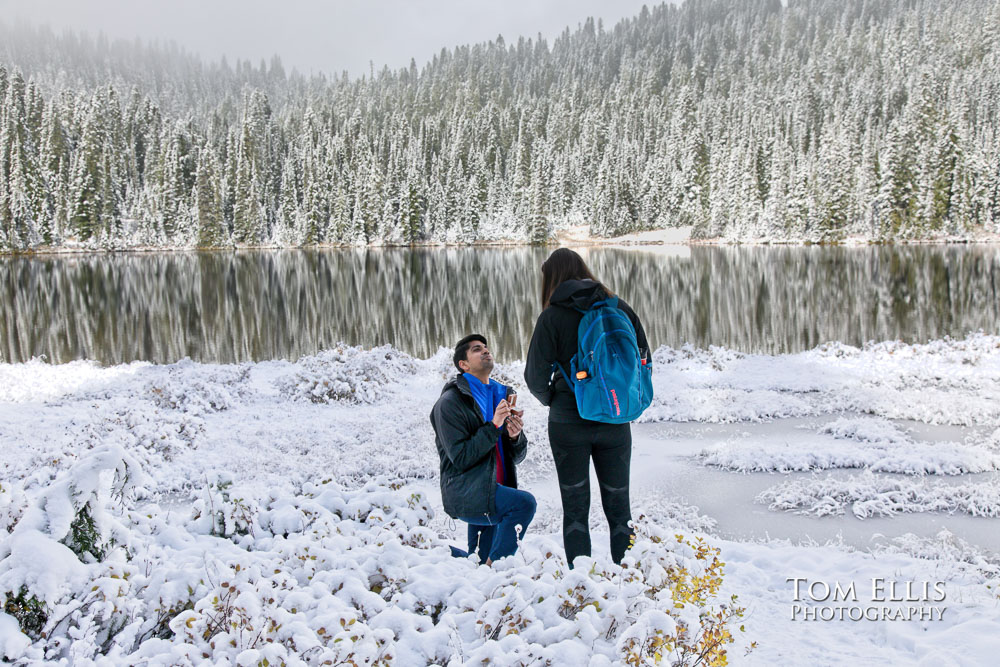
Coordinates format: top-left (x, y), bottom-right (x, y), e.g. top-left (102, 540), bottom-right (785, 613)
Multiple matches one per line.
top-left (506, 411), bottom-right (524, 438)
top-left (491, 400), bottom-right (511, 428)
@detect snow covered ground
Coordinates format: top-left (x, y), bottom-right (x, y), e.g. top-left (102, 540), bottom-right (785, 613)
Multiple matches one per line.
top-left (2, 335), bottom-right (1000, 664)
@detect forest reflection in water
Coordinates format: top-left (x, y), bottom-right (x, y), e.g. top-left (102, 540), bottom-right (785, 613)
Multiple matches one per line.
top-left (1, 245), bottom-right (998, 365)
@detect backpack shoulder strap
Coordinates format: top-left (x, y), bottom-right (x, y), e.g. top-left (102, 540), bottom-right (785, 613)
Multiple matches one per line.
top-left (552, 361), bottom-right (573, 386)
top-left (587, 296), bottom-right (619, 311)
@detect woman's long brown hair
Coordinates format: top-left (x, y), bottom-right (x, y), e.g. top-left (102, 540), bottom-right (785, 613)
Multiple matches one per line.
top-left (540, 248), bottom-right (612, 307)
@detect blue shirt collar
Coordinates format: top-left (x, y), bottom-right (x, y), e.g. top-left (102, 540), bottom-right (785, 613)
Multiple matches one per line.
top-left (463, 373), bottom-right (506, 422)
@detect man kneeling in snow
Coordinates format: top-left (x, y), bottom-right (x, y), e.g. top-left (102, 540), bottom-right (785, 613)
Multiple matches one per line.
top-left (430, 334), bottom-right (535, 564)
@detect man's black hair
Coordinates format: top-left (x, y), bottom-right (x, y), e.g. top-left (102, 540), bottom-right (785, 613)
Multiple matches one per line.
top-left (453, 334), bottom-right (487, 372)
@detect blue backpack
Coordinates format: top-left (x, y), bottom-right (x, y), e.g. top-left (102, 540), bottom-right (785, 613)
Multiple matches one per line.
top-left (553, 297), bottom-right (653, 423)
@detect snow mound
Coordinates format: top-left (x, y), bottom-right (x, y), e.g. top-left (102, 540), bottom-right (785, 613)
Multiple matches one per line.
top-left (285, 345), bottom-right (420, 404)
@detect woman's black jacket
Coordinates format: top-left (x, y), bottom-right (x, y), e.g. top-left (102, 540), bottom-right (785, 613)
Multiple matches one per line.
top-left (429, 374), bottom-right (528, 518)
top-left (524, 279), bottom-right (651, 424)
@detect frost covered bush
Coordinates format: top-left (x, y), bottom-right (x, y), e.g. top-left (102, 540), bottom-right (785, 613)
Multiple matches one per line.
top-left (3, 445), bottom-right (146, 563)
top-left (759, 471), bottom-right (1000, 518)
top-left (0, 445), bottom-right (147, 653)
top-left (615, 516), bottom-right (750, 666)
top-left (0, 482), bottom-right (26, 533)
top-left (287, 345), bottom-right (418, 404)
top-left (145, 364), bottom-right (239, 415)
top-left (117, 408), bottom-right (204, 458)
top-left (989, 428), bottom-right (1000, 449)
top-left (190, 473), bottom-right (260, 538)
top-left (876, 530), bottom-right (1000, 581)
top-left (74, 406), bottom-right (204, 465)
top-left (3, 587), bottom-right (46, 639)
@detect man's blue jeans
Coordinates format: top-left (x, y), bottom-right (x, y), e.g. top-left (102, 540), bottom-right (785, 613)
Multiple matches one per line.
top-left (457, 485), bottom-right (536, 562)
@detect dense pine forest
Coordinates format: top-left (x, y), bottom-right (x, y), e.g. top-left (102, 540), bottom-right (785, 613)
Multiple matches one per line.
top-left (0, 0), bottom-right (998, 251)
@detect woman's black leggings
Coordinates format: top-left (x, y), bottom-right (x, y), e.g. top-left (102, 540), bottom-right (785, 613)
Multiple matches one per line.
top-left (548, 420), bottom-right (632, 565)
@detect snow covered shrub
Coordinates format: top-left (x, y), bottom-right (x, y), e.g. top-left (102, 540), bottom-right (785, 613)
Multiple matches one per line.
top-left (170, 560), bottom-right (401, 665)
top-left (305, 477), bottom-right (434, 529)
top-left (0, 482), bottom-right (26, 532)
top-left (63, 559), bottom-right (145, 658)
top-left (65, 504), bottom-right (107, 560)
top-left (5, 445), bottom-right (145, 563)
top-left (0, 446), bottom-right (146, 648)
top-left (617, 610), bottom-right (679, 666)
top-left (444, 516), bottom-right (752, 665)
top-left (190, 474), bottom-right (260, 538)
top-left (989, 427), bottom-right (1000, 449)
top-left (75, 407), bottom-right (203, 466)
top-left (476, 583), bottom-right (535, 640)
top-left (759, 471), bottom-right (1000, 518)
top-left (146, 365), bottom-right (238, 415)
top-left (287, 345), bottom-right (417, 404)
top-left (877, 529), bottom-right (1000, 579)
top-left (133, 411), bottom-right (204, 458)
top-left (169, 562), bottom-right (280, 654)
top-left (616, 516), bottom-right (749, 666)
top-left (3, 587), bottom-right (47, 639)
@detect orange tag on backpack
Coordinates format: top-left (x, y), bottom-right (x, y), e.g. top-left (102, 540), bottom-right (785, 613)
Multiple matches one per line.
top-left (576, 371), bottom-right (588, 380)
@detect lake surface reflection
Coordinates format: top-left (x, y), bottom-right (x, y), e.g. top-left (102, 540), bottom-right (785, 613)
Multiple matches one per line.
top-left (1, 245), bottom-right (998, 365)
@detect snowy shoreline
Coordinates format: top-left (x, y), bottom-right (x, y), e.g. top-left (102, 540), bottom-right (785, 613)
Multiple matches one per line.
top-left (2, 336), bottom-right (1000, 663)
top-left (4, 224), bottom-right (1000, 258)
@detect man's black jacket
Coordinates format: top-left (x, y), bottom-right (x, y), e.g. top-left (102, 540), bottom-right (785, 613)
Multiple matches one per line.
top-left (429, 374), bottom-right (528, 518)
top-left (524, 279), bottom-right (650, 423)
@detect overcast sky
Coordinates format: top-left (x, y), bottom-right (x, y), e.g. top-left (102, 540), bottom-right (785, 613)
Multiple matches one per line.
top-left (0, 0), bottom-right (659, 78)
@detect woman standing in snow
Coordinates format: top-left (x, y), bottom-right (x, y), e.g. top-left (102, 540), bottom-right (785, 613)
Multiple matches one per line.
top-left (524, 248), bottom-right (651, 567)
